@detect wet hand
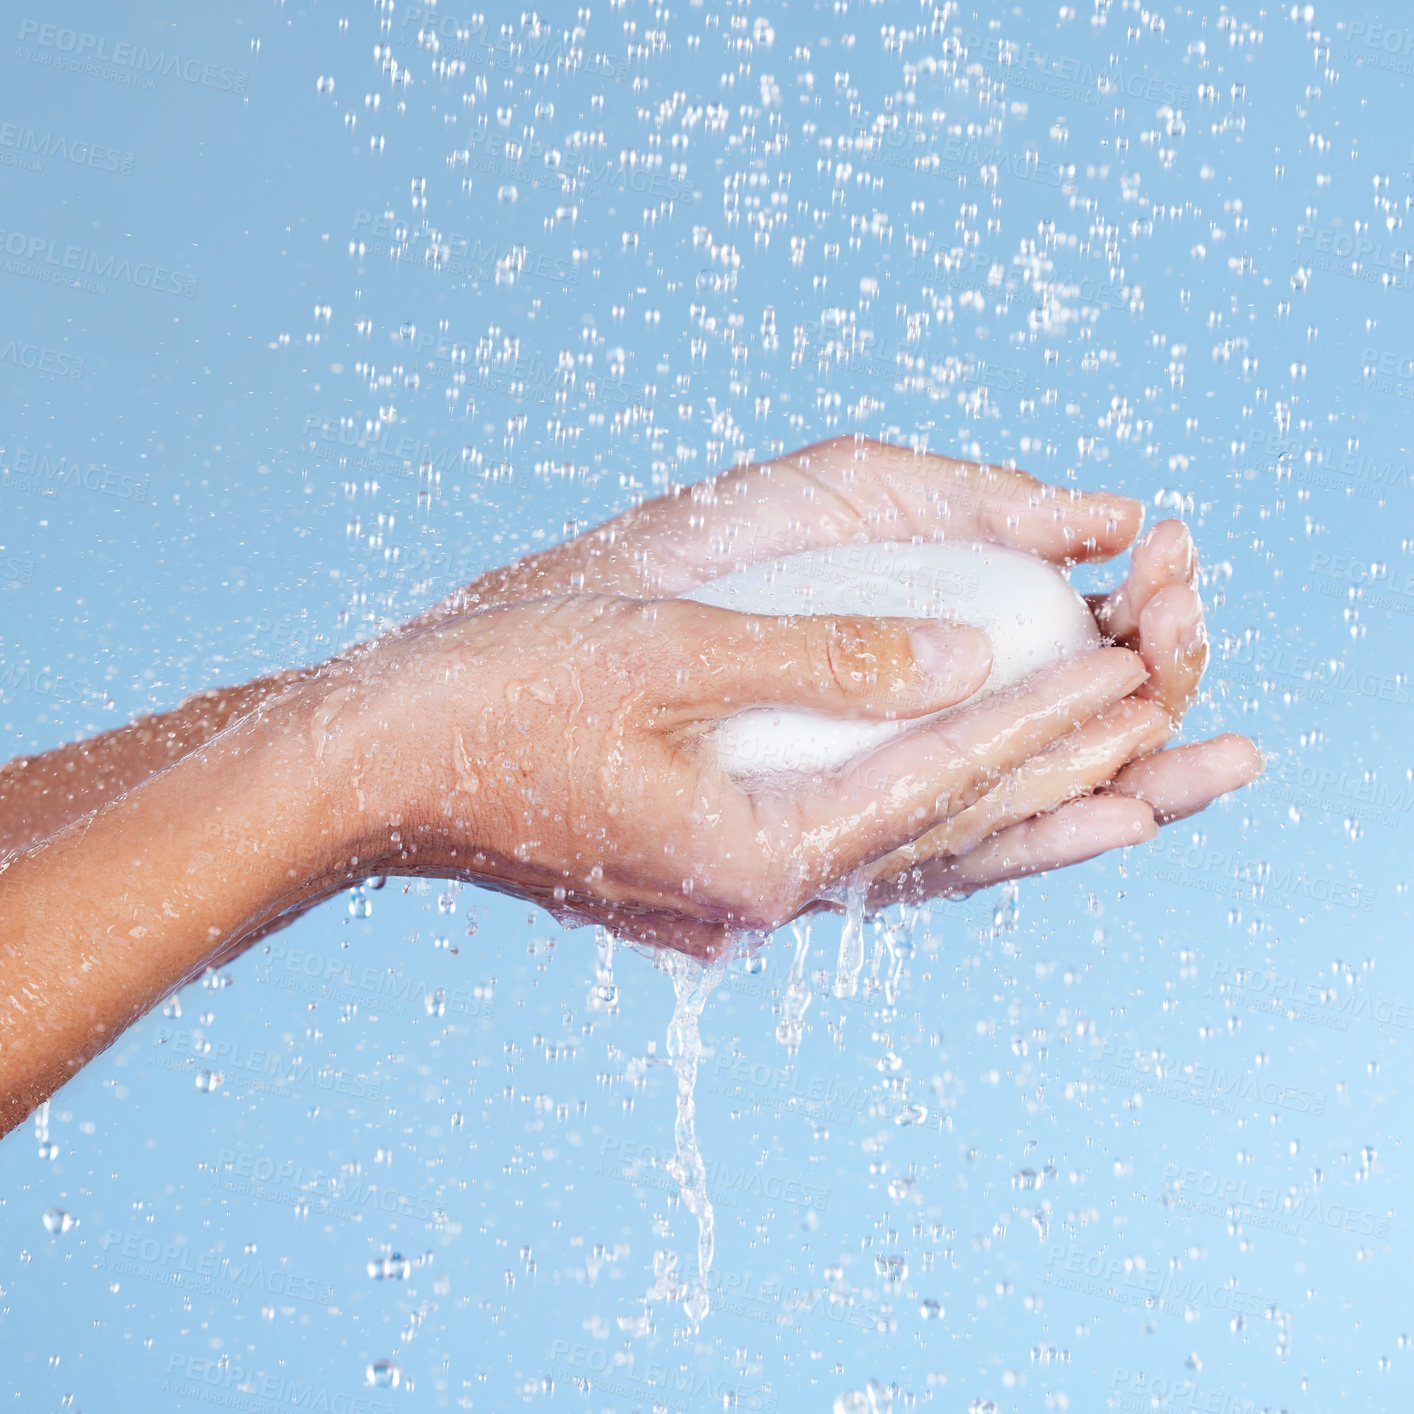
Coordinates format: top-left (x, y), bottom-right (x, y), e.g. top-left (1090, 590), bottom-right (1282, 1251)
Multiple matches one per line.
top-left (406, 438), bottom-right (1257, 901)
top-left (864, 519), bottom-right (1263, 903)
top-left (315, 595), bottom-right (1147, 955)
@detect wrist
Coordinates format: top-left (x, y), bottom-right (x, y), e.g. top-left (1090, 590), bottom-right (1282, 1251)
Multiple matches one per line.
top-left (286, 619), bottom-right (502, 887)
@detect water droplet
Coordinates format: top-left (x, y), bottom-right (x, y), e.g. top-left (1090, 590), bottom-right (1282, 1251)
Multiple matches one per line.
top-left (919, 1298), bottom-right (944, 1319)
top-left (365, 1360), bottom-right (401, 1389)
top-left (875, 1253), bottom-right (908, 1287)
top-left (196, 1069), bottom-right (223, 1093)
top-left (42, 1208), bottom-right (74, 1235)
top-left (367, 1254), bottom-right (411, 1281)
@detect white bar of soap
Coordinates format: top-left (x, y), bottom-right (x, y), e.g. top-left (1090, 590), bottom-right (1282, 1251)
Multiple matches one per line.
top-left (681, 541), bottom-right (1101, 781)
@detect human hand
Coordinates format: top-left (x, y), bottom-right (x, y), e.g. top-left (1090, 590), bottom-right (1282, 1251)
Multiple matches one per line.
top-left (314, 594), bottom-right (1148, 956)
top-left (863, 517), bottom-right (1263, 903)
top-left (407, 436), bottom-right (1258, 901)
top-left (406, 434), bottom-right (1148, 621)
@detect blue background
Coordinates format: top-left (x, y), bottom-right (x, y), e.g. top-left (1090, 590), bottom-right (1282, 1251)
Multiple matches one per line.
top-left (1, 2), bottom-right (1409, 1409)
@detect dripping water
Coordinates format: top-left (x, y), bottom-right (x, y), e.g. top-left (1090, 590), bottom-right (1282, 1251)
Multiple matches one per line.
top-left (657, 946), bottom-right (725, 1330)
top-left (832, 869), bottom-right (870, 1000)
top-left (776, 920), bottom-right (814, 1054)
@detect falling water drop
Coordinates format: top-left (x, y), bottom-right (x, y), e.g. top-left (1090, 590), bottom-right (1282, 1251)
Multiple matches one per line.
top-left (656, 947), bottom-right (725, 1330)
top-left (833, 871), bottom-right (870, 1000)
top-left (365, 1360), bottom-right (401, 1388)
top-left (776, 921), bottom-right (814, 1053)
top-left (587, 927), bottom-right (619, 1013)
top-left (367, 1254), bottom-right (411, 1280)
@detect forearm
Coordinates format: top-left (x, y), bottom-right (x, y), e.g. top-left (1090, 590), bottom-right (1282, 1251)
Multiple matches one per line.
top-left (0, 666), bottom-right (313, 858)
top-left (0, 677), bottom-right (352, 1135)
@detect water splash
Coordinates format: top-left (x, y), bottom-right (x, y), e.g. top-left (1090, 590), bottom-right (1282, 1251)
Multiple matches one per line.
top-left (657, 947), bottom-right (725, 1330)
top-left (586, 926), bottom-right (619, 1014)
top-left (365, 1360), bottom-right (401, 1389)
top-left (833, 870), bottom-right (870, 1000)
top-left (776, 920), bottom-right (814, 1054)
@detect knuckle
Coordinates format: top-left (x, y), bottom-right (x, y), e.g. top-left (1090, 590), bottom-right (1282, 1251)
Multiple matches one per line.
top-left (817, 622), bottom-right (864, 698)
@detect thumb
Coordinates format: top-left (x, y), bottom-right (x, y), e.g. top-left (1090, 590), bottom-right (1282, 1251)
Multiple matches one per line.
top-left (660, 600), bottom-right (993, 721)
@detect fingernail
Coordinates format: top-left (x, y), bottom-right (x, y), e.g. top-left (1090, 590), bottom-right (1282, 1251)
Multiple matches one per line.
top-left (1166, 524), bottom-right (1196, 581)
top-left (911, 623), bottom-right (992, 688)
top-left (1177, 594), bottom-right (1206, 656)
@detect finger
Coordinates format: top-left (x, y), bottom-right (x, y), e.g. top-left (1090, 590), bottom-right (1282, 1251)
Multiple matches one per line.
top-left (1134, 583), bottom-right (1207, 724)
top-left (1091, 519), bottom-right (1195, 642)
top-left (655, 599), bottom-right (994, 721)
top-left (407, 440), bottom-right (1147, 627)
top-left (786, 438), bottom-right (1147, 565)
top-left (871, 794), bottom-right (1159, 905)
top-left (782, 646), bottom-right (1149, 879)
top-left (872, 696), bottom-right (1172, 872)
top-left (1109, 733), bottom-right (1264, 824)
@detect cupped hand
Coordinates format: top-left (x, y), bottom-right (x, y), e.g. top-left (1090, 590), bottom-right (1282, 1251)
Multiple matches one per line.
top-left (405, 436), bottom-right (1259, 904)
top-left (406, 434), bottom-right (1146, 625)
top-left (864, 518), bottom-right (1263, 904)
top-left (318, 595), bottom-right (1147, 956)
